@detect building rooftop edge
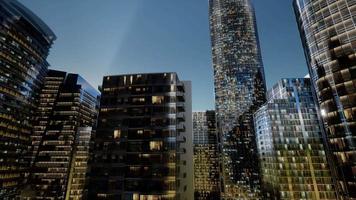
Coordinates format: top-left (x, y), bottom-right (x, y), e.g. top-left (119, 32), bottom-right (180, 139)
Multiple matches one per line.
top-left (1, 0), bottom-right (56, 42)
top-left (103, 72), bottom-right (179, 77)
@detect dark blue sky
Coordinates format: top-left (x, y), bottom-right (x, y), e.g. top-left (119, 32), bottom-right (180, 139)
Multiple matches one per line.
top-left (19, 0), bottom-right (307, 110)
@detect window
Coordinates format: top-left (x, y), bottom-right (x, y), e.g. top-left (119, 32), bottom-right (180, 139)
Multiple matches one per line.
top-left (114, 129), bottom-right (121, 139)
top-left (133, 193), bottom-right (139, 200)
top-left (149, 141), bottom-right (163, 151)
top-left (152, 96), bottom-right (164, 104)
top-left (133, 97), bottom-right (145, 103)
top-left (130, 166), bottom-right (140, 172)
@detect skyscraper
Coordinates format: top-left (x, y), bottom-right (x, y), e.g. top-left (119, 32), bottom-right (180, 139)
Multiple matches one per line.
top-left (0, 0), bottom-right (55, 198)
top-left (27, 70), bottom-right (99, 199)
top-left (193, 111), bottom-right (221, 200)
top-left (254, 78), bottom-right (336, 199)
top-left (294, 0), bottom-right (356, 198)
top-left (87, 73), bottom-right (193, 200)
top-left (209, 0), bottom-right (266, 198)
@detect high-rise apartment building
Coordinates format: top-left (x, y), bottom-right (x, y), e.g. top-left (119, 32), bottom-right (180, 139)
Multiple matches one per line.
top-left (209, 0), bottom-right (266, 198)
top-left (87, 73), bottom-right (193, 200)
top-left (193, 111), bottom-right (220, 200)
top-left (255, 78), bottom-right (336, 199)
top-left (294, 0), bottom-right (356, 198)
top-left (27, 70), bottom-right (99, 199)
top-left (0, 0), bottom-right (56, 198)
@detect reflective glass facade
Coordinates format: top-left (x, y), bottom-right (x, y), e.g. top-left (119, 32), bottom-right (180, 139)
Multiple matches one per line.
top-left (0, 0), bottom-right (55, 198)
top-left (26, 70), bottom-right (99, 199)
top-left (254, 78), bottom-right (336, 200)
top-left (193, 111), bottom-right (221, 200)
top-left (294, 0), bottom-right (356, 198)
top-left (87, 73), bottom-right (193, 200)
top-left (209, 0), bottom-right (266, 198)
top-left (66, 127), bottom-right (94, 200)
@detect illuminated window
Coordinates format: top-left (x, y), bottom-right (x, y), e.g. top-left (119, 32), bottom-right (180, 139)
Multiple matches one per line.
top-left (139, 195), bottom-right (161, 200)
top-left (140, 154), bottom-right (150, 158)
top-left (133, 193), bottom-right (139, 200)
top-left (135, 87), bottom-right (145, 92)
top-left (150, 141), bottom-right (163, 151)
top-left (338, 152), bottom-right (347, 163)
top-left (114, 129), bottom-right (121, 139)
top-left (137, 130), bottom-right (143, 135)
top-left (152, 96), bottom-right (164, 104)
top-left (133, 98), bottom-right (145, 103)
top-left (130, 166), bottom-right (140, 172)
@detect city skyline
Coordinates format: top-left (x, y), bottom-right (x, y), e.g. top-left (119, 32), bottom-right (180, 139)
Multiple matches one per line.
top-left (1, 0), bottom-right (356, 199)
top-left (18, 0), bottom-right (307, 111)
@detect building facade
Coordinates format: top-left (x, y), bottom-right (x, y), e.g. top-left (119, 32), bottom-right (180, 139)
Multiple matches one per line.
top-left (28, 70), bottom-right (99, 199)
top-left (193, 111), bottom-right (221, 200)
top-left (255, 78), bottom-right (336, 199)
top-left (294, 0), bottom-right (356, 198)
top-left (87, 73), bottom-right (193, 200)
top-left (0, 0), bottom-right (56, 198)
top-left (209, 0), bottom-right (266, 198)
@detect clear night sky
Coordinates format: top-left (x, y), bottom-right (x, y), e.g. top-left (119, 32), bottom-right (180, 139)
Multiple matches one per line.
top-left (19, 0), bottom-right (307, 110)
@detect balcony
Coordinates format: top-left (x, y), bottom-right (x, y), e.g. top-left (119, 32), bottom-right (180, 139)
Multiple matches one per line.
top-left (177, 123), bottom-right (185, 131)
top-left (176, 112), bottom-right (185, 121)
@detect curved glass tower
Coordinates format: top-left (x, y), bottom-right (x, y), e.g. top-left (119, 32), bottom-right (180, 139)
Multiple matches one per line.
top-left (209, 0), bottom-right (266, 198)
top-left (294, 0), bottom-right (356, 198)
top-left (255, 78), bottom-right (336, 200)
top-left (0, 0), bottom-right (55, 198)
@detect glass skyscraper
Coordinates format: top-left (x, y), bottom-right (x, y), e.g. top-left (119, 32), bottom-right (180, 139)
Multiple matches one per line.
top-left (0, 0), bottom-right (55, 198)
top-left (193, 111), bottom-right (221, 200)
top-left (209, 0), bottom-right (266, 198)
top-left (25, 70), bottom-right (99, 199)
top-left (87, 73), bottom-right (193, 200)
top-left (294, 0), bottom-right (356, 198)
top-left (254, 78), bottom-right (336, 199)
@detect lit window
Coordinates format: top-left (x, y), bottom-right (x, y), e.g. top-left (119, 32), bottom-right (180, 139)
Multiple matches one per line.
top-left (130, 166), bottom-right (140, 172)
top-left (133, 193), bottom-right (139, 200)
top-left (133, 98), bottom-right (145, 103)
top-left (137, 130), bottom-right (143, 135)
top-left (152, 96), bottom-right (164, 104)
top-left (150, 141), bottom-right (163, 151)
top-left (114, 129), bottom-right (121, 139)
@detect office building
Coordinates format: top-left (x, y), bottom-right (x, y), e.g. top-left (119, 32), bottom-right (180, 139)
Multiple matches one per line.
top-left (0, 0), bottom-right (56, 198)
top-left (294, 0), bottom-right (356, 198)
top-left (87, 73), bottom-right (193, 200)
top-left (193, 111), bottom-right (220, 200)
top-left (255, 78), bottom-right (336, 199)
top-left (28, 70), bottom-right (99, 199)
top-left (209, 0), bottom-right (266, 198)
